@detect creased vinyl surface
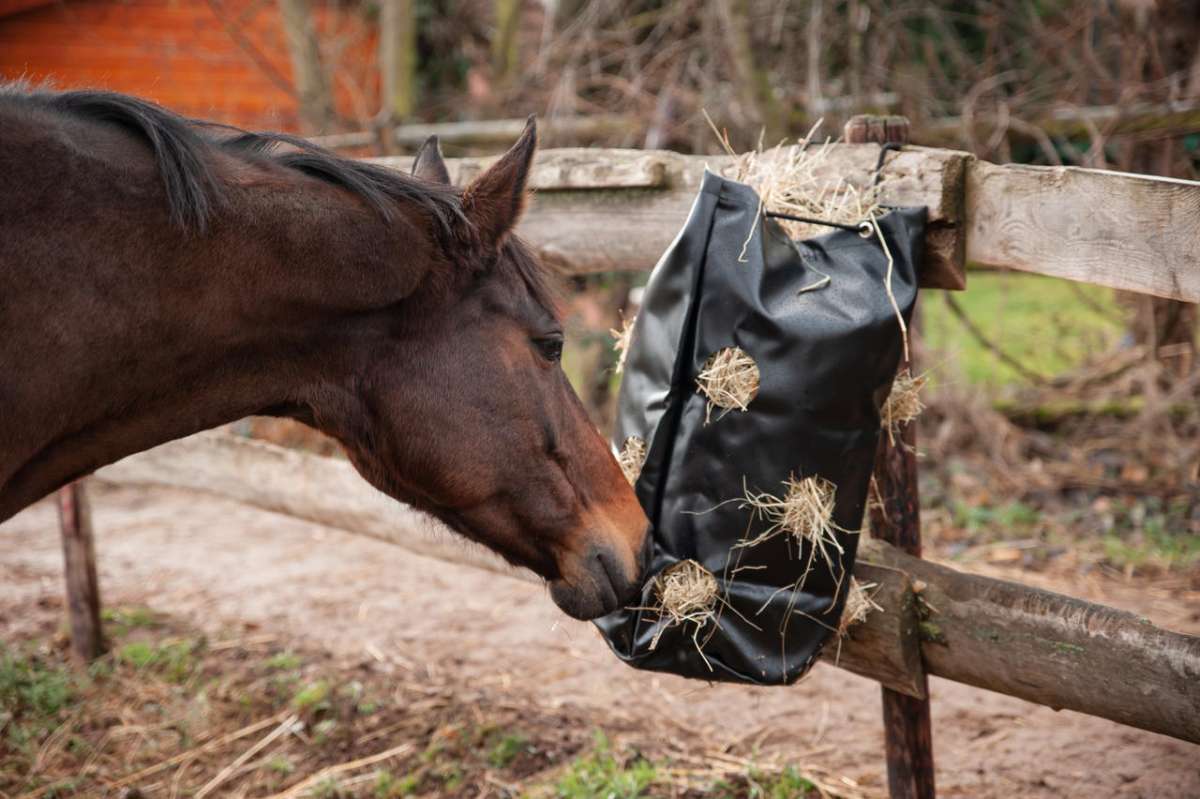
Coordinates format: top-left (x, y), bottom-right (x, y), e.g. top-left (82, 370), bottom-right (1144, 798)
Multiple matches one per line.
top-left (596, 170), bottom-right (922, 685)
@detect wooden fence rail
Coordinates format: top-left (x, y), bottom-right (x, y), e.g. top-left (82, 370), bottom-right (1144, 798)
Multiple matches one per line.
top-left (367, 146), bottom-right (1200, 303)
top-left (92, 431), bottom-right (1200, 746)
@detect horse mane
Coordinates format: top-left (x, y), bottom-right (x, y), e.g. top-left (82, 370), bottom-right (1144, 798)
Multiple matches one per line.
top-left (0, 81), bottom-right (466, 242)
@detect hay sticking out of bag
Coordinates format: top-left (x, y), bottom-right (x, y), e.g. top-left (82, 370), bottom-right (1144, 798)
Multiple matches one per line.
top-left (737, 475), bottom-right (846, 591)
top-left (882, 368), bottom-right (926, 443)
top-left (610, 315), bottom-right (636, 375)
top-left (617, 436), bottom-right (647, 485)
top-left (644, 560), bottom-right (721, 664)
top-left (696, 347), bottom-right (760, 423)
top-left (705, 113), bottom-right (885, 246)
top-left (838, 578), bottom-right (882, 637)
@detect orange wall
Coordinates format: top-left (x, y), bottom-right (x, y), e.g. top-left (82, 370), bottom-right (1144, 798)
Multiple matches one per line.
top-left (0, 0), bottom-right (379, 132)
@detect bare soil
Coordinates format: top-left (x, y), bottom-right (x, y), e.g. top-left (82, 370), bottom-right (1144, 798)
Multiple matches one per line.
top-left (2, 484), bottom-right (1198, 797)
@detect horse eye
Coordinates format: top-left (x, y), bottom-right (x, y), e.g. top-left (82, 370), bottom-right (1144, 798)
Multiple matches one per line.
top-left (536, 335), bottom-right (564, 362)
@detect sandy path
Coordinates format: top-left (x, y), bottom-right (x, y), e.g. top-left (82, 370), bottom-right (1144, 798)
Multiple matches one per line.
top-left (1, 484), bottom-right (1196, 798)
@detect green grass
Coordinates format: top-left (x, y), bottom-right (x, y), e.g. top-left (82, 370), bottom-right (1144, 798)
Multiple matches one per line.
top-left (264, 651), bottom-right (302, 671)
top-left (291, 680), bottom-right (331, 712)
top-left (744, 766), bottom-right (818, 798)
top-left (951, 499), bottom-right (1041, 537)
top-left (0, 646), bottom-right (75, 753)
top-left (100, 606), bottom-right (160, 636)
top-left (487, 731), bottom-right (530, 768)
top-left (115, 638), bottom-right (199, 683)
top-left (554, 731), bottom-right (656, 799)
top-left (922, 271), bottom-right (1125, 389)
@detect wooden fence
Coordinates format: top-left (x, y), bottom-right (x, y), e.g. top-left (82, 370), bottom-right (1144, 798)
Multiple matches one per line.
top-left (54, 117), bottom-right (1200, 799)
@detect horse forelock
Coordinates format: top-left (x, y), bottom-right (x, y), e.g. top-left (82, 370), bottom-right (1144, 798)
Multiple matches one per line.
top-left (497, 236), bottom-right (562, 323)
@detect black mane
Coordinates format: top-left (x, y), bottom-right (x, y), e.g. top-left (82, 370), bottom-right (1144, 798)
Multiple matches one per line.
top-left (1, 82), bottom-right (465, 240)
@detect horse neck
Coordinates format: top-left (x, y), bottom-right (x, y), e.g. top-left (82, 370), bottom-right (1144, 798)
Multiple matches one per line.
top-left (0, 167), bottom-right (430, 521)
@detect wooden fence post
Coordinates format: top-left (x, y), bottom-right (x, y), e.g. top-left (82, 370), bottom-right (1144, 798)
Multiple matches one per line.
top-left (846, 114), bottom-right (937, 799)
top-left (57, 480), bottom-right (105, 662)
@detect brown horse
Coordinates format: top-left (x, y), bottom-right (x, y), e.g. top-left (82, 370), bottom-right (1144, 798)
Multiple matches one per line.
top-left (0, 83), bottom-right (648, 619)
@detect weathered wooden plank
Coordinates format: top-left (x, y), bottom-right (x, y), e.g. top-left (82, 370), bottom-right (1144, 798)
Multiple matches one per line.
top-left (967, 161), bottom-right (1200, 303)
top-left (57, 480), bottom-right (105, 662)
top-left (833, 562), bottom-right (926, 699)
top-left (94, 432), bottom-right (1200, 745)
top-left (865, 538), bottom-right (1200, 745)
top-left (368, 146), bottom-right (972, 291)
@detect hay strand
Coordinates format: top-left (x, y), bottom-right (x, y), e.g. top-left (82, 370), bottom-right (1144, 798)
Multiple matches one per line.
top-left (837, 578), bottom-right (882, 637)
top-left (696, 347), bottom-right (760, 423)
top-left (639, 560), bottom-right (722, 669)
top-left (737, 475), bottom-right (843, 568)
top-left (653, 560), bottom-right (720, 636)
top-left (882, 368), bottom-right (927, 444)
top-left (722, 120), bottom-right (886, 248)
top-left (610, 315), bottom-right (636, 375)
top-left (869, 210), bottom-right (910, 362)
top-left (617, 436), bottom-right (647, 485)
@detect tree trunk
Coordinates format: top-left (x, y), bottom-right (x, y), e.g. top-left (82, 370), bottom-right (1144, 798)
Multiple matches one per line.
top-left (492, 0), bottom-right (522, 84)
top-left (1116, 3), bottom-right (1197, 379)
top-left (278, 0), bottom-right (335, 134)
top-left (378, 0), bottom-right (418, 153)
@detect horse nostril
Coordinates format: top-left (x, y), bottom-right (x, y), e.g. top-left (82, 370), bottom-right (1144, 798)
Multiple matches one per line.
top-left (595, 545), bottom-right (641, 608)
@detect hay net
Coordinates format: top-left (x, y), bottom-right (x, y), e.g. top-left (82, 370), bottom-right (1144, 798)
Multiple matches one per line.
top-left (594, 166), bottom-right (922, 686)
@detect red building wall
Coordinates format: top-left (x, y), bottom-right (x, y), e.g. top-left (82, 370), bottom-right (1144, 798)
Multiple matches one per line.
top-left (0, 0), bottom-right (378, 132)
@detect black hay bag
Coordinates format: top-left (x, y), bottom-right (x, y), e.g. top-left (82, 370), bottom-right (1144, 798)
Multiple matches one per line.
top-left (595, 170), bottom-right (923, 685)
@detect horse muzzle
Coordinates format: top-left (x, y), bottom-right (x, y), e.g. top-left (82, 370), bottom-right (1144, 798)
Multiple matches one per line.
top-left (549, 527), bottom-right (651, 620)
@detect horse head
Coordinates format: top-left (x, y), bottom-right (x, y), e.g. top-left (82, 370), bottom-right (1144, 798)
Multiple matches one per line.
top-left (324, 124), bottom-right (649, 619)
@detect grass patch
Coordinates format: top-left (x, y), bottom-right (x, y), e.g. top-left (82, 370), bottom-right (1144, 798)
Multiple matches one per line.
top-left (951, 499), bottom-right (1041, 538)
top-left (115, 638), bottom-right (199, 683)
top-left (555, 731), bottom-right (657, 799)
top-left (101, 605), bottom-right (160, 636)
top-left (0, 646), bottom-right (74, 755)
top-left (488, 730), bottom-right (530, 768)
top-left (923, 271), bottom-right (1124, 389)
top-left (265, 650), bottom-right (302, 671)
top-left (291, 679), bottom-right (331, 712)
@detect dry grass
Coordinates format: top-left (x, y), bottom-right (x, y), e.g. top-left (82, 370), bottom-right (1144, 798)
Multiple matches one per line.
top-left (610, 315), bottom-right (636, 375)
top-left (882, 368), bottom-right (927, 443)
top-left (837, 578), bottom-right (883, 637)
top-left (648, 560), bottom-right (721, 648)
top-left (696, 347), bottom-right (761, 423)
top-left (734, 474), bottom-right (849, 613)
top-left (617, 435), bottom-right (647, 485)
top-left (706, 113), bottom-right (884, 246)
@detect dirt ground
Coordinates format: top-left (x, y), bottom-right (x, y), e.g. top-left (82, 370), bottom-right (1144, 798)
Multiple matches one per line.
top-left (2, 484), bottom-right (1197, 798)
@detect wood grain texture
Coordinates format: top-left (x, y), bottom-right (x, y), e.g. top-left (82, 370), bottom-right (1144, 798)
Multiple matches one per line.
top-left (833, 561), bottom-right (926, 698)
top-left (57, 481), bottom-right (106, 663)
top-left (369, 146), bottom-right (972, 290)
top-left (967, 161), bottom-right (1200, 302)
top-left (94, 432), bottom-right (1200, 744)
top-left (855, 109), bottom-right (938, 799)
top-left (867, 539), bottom-right (1200, 745)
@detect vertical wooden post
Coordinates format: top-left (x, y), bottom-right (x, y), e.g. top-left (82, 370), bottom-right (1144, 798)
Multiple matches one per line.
top-left (846, 114), bottom-right (936, 799)
top-left (57, 480), bottom-right (105, 662)
top-left (869, 412), bottom-right (935, 799)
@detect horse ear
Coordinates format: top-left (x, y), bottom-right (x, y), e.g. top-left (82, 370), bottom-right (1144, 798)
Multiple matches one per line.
top-left (412, 135), bottom-right (451, 185)
top-left (462, 116), bottom-right (536, 250)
